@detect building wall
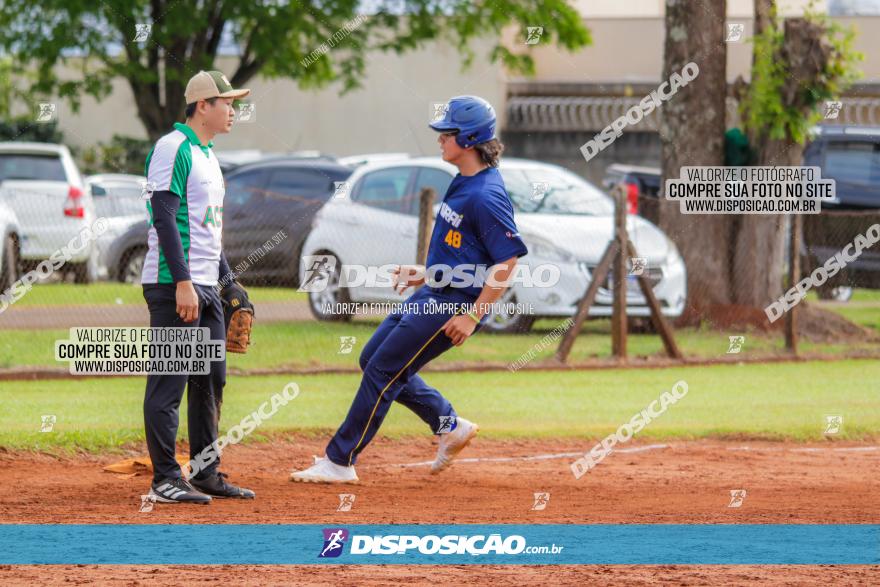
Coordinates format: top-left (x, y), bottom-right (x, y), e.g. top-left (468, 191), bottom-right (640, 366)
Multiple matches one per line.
top-left (519, 16), bottom-right (878, 85)
top-left (38, 11), bottom-right (877, 153)
top-left (48, 38), bottom-right (507, 153)
top-left (569, 0), bottom-right (828, 18)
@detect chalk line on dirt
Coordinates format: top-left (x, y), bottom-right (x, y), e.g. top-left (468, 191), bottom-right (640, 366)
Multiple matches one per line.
top-left (388, 443), bottom-right (670, 468)
top-left (728, 446), bottom-right (880, 453)
top-left (384, 443), bottom-right (880, 469)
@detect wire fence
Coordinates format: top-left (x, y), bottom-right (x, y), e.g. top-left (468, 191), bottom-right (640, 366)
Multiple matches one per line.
top-left (0, 159), bottom-right (878, 372)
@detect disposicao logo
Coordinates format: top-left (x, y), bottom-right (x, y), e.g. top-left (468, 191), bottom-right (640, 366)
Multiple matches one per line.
top-left (319, 528), bottom-right (349, 558)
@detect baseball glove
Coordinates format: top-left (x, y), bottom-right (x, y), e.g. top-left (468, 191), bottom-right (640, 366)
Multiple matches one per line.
top-left (221, 282), bottom-right (254, 354)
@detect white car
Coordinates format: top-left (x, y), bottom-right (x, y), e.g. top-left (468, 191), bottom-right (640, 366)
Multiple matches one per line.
top-left (86, 174), bottom-right (150, 279)
top-left (0, 199), bottom-right (21, 292)
top-left (301, 156), bottom-right (687, 333)
top-left (0, 142), bottom-right (99, 283)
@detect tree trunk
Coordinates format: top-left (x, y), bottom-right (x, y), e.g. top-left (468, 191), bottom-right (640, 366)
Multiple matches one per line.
top-left (753, 0), bottom-right (776, 43)
top-left (731, 0), bottom-right (786, 308)
top-left (660, 0), bottom-right (731, 319)
top-left (734, 15), bottom-right (828, 307)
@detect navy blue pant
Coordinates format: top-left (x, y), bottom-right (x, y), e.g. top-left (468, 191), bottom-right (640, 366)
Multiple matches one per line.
top-left (142, 284), bottom-right (226, 482)
top-left (325, 286), bottom-right (480, 466)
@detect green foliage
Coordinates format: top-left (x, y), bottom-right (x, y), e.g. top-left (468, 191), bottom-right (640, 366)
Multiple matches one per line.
top-left (743, 11), bottom-right (863, 144)
top-left (78, 134), bottom-right (152, 175)
top-left (1, 57), bottom-right (65, 142)
top-left (0, 117), bottom-right (64, 143)
top-left (0, 1), bottom-right (591, 136)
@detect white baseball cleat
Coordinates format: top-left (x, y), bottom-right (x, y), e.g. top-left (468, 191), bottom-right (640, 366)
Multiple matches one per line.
top-left (431, 417), bottom-right (479, 474)
top-left (290, 455), bottom-right (359, 484)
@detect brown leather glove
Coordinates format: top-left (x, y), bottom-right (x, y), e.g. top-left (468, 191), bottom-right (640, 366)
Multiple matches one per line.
top-left (221, 282), bottom-right (254, 354)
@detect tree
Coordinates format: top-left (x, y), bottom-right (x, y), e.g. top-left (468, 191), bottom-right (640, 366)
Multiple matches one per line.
top-left (0, 57), bottom-right (63, 142)
top-left (659, 0), bottom-right (732, 316)
top-left (732, 0), bottom-right (785, 309)
top-left (732, 1), bottom-right (862, 308)
top-left (661, 0), bottom-right (861, 321)
top-left (0, 0), bottom-right (590, 141)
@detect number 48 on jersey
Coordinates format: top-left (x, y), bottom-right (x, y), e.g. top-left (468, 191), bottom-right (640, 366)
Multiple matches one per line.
top-left (444, 229), bottom-right (461, 248)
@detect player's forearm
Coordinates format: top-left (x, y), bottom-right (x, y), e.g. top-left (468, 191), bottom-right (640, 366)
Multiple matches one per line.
top-left (472, 257), bottom-right (518, 319)
top-left (151, 190), bottom-right (191, 283)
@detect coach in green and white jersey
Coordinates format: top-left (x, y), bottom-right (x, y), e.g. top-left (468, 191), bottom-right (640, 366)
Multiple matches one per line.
top-left (141, 70), bottom-right (255, 505)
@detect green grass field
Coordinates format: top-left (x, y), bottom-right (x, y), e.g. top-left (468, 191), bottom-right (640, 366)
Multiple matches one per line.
top-left (9, 282), bottom-right (305, 306)
top-left (2, 316), bottom-right (874, 371)
top-left (1, 360), bottom-right (876, 453)
top-left (3, 284), bottom-right (877, 371)
top-left (177, 317), bottom-right (879, 367)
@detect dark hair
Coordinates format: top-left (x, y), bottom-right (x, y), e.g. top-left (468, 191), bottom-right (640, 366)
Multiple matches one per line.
top-left (184, 97), bottom-right (218, 119)
top-left (474, 138), bottom-right (504, 168)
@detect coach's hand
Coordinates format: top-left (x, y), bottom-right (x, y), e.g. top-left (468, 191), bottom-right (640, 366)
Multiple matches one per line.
top-left (176, 280), bottom-right (199, 322)
top-left (443, 314), bottom-right (477, 346)
top-left (392, 265), bottom-right (426, 293)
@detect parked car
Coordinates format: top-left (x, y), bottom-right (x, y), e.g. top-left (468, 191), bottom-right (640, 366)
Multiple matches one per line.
top-left (606, 126), bottom-right (880, 302)
top-left (301, 156), bottom-right (687, 333)
top-left (104, 219), bottom-right (149, 284)
top-left (602, 163), bottom-right (661, 224)
top-left (337, 153), bottom-right (412, 168)
top-left (0, 199), bottom-right (21, 292)
top-left (215, 150), bottom-right (335, 173)
top-left (222, 158), bottom-right (353, 285)
top-left (0, 142), bottom-right (99, 283)
top-left (87, 174), bottom-right (150, 280)
top-left (802, 125), bottom-right (880, 300)
top-left (804, 125), bottom-right (880, 209)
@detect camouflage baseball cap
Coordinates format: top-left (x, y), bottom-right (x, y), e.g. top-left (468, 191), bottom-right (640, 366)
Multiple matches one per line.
top-left (184, 70), bottom-right (250, 104)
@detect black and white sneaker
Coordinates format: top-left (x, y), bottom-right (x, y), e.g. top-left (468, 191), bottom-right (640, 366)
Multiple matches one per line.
top-left (190, 471), bottom-right (255, 499)
top-left (149, 477), bottom-right (212, 505)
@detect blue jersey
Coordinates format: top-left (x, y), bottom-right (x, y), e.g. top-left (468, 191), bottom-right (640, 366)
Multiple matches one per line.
top-left (425, 167), bottom-right (528, 297)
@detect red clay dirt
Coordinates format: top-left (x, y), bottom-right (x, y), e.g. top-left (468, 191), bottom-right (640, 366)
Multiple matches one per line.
top-left (0, 436), bottom-right (878, 585)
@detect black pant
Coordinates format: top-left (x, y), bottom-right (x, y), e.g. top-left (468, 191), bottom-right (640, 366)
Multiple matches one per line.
top-left (142, 283), bottom-right (226, 482)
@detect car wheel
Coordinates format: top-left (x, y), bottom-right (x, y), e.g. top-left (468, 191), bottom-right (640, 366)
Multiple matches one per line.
top-left (0, 233), bottom-right (20, 292)
top-left (481, 290), bottom-right (535, 334)
top-left (627, 316), bottom-right (658, 334)
top-left (72, 263), bottom-right (89, 283)
top-left (118, 247), bottom-right (147, 284)
top-left (817, 285), bottom-right (853, 302)
top-left (307, 253), bottom-right (352, 322)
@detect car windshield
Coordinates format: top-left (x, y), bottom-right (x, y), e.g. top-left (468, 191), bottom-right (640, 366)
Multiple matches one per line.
top-left (500, 165), bottom-right (614, 215)
top-left (823, 141), bottom-right (880, 186)
top-left (0, 153), bottom-right (66, 182)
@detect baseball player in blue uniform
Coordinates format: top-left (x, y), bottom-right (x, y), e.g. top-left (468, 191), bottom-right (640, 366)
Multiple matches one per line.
top-left (290, 96), bottom-right (528, 483)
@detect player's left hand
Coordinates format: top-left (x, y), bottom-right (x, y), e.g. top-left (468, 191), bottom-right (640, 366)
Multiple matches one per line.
top-left (442, 314), bottom-right (477, 346)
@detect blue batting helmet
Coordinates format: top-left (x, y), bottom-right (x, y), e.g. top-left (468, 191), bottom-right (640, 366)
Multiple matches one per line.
top-left (429, 95), bottom-right (497, 148)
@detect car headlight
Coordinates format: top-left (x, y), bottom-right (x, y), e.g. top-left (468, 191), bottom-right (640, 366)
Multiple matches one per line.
top-left (527, 237), bottom-right (575, 263)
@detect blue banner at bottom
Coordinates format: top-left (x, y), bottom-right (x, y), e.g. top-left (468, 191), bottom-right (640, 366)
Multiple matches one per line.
top-left (1, 524), bottom-right (877, 565)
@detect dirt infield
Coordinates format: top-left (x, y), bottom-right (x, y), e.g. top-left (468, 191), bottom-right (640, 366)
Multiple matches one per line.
top-left (1, 436), bottom-right (878, 585)
top-left (4, 564), bottom-right (878, 586)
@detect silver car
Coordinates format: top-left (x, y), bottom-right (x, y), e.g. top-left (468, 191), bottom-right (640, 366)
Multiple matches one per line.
top-left (0, 142), bottom-right (98, 283)
top-left (301, 156), bottom-right (687, 333)
top-left (0, 199), bottom-right (21, 292)
top-left (87, 174), bottom-right (150, 280)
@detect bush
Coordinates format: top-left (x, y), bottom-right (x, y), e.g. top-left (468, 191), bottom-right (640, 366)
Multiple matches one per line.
top-left (79, 135), bottom-right (152, 176)
top-left (0, 117), bottom-right (64, 143)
